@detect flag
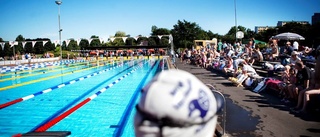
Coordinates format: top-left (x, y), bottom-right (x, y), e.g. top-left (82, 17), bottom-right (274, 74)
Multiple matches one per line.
top-left (0, 42), bottom-right (5, 50)
top-left (32, 41), bottom-right (37, 48)
top-left (10, 41), bottom-right (18, 48)
top-left (88, 39), bottom-right (93, 45)
top-left (54, 40), bottom-right (60, 47)
top-left (42, 41), bottom-right (48, 46)
top-left (110, 38), bottom-right (115, 42)
top-left (122, 37), bottom-right (127, 43)
top-left (76, 39), bottom-right (81, 46)
top-left (65, 39), bottom-right (71, 47)
top-left (22, 41), bottom-right (27, 48)
top-left (99, 38), bottom-right (104, 44)
top-left (134, 36), bottom-right (139, 41)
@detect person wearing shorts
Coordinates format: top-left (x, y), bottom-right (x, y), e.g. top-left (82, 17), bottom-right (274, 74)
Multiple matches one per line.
top-left (289, 61), bottom-right (310, 101)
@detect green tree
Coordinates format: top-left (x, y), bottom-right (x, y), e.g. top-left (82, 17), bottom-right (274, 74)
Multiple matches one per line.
top-left (43, 40), bottom-right (55, 52)
top-left (110, 31), bottom-right (126, 46)
top-left (224, 25), bottom-right (248, 42)
top-left (66, 39), bottom-right (80, 51)
top-left (79, 39), bottom-right (89, 50)
top-left (89, 35), bottom-right (100, 47)
top-left (115, 31), bottom-right (126, 37)
top-left (150, 25), bottom-right (171, 46)
top-left (135, 35), bottom-right (148, 46)
top-left (0, 37), bottom-right (5, 57)
top-left (246, 28), bottom-right (255, 39)
top-left (171, 20), bottom-right (204, 49)
top-left (207, 30), bottom-right (222, 40)
top-left (14, 35), bottom-right (25, 55)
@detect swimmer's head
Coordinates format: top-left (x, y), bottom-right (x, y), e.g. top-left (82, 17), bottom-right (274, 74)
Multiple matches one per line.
top-left (134, 70), bottom-right (222, 137)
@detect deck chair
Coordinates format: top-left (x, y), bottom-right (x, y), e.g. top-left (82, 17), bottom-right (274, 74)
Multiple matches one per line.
top-left (228, 73), bottom-right (248, 87)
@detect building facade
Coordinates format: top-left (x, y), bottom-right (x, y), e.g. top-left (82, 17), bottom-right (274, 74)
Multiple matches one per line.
top-left (277, 21), bottom-right (309, 27)
top-left (312, 13), bottom-right (320, 25)
top-left (255, 26), bottom-right (276, 33)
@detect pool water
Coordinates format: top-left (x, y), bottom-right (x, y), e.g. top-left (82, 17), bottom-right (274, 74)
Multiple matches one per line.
top-left (0, 58), bottom-right (162, 137)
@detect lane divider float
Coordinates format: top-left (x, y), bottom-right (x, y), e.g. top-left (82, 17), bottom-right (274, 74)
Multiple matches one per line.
top-left (33, 66), bottom-right (139, 132)
top-left (29, 60), bottom-right (145, 132)
top-left (114, 60), bottom-right (158, 137)
top-left (0, 60), bottom-right (121, 91)
top-left (0, 59), bottom-right (106, 78)
top-left (0, 63), bottom-right (125, 109)
top-left (0, 60), bottom-right (113, 82)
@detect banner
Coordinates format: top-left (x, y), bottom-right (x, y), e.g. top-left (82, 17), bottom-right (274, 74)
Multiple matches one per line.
top-left (75, 39), bottom-right (80, 46)
top-left (122, 37), bottom-right (127, 43)
top-left (0, 42), bottom-right (5, 50)
top-left (22, 41), bottom-right (27, 48)
top-left (110, 38), bottom-right (115, 42)
top-left (32, 41), bottom-right (37, 48)
top-left (158, 35), bottom-right (163, 39)
top-left (54, 40), bottom-right (60, 47)
top-left (10, 41), bottom-right (18, 48)
top-left (134, 36), bottom-right (139, 41)
top-left (88, 39), bottom-right (93, 45)
top-left (42, 41), bottom-right (48, 46)
top-left (65, 39), bottom-right (71, 47)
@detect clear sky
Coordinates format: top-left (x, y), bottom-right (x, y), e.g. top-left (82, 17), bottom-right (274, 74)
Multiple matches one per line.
top-left (0, 0), bottom-right (319, 41)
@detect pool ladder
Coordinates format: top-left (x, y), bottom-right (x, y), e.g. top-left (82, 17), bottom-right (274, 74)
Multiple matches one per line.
top-left (206, 84), bottom-right (228, 137)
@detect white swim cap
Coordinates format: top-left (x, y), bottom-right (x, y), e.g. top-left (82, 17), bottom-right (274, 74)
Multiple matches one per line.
top-left (134, 69), bottom-right (222, 137)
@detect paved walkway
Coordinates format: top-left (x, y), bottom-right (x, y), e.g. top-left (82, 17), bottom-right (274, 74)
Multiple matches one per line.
top-left (175, 60), bottom-right (320, 137)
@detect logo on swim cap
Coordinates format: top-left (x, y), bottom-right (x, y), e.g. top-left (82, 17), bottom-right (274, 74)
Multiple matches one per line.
top-left (188, 89), bottom-right (210, 119)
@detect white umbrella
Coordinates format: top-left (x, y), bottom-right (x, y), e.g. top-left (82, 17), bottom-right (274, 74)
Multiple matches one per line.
top-left (273, 32), bottom-right (305, 40)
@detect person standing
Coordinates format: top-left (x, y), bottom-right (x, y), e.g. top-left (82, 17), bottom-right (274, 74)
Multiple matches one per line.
top-left (293, 41), bottom-right (299, 51)
top-left (284, 41), bottom-right (294, 56)
top-left (217, 40), bottom-right (223, 53)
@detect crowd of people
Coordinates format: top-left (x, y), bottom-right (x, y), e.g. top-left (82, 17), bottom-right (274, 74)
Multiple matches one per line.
top-left (179, 38), bottom-right (320, 114)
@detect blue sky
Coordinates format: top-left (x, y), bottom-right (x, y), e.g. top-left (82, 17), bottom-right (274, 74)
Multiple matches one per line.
top-left (0, 0), bottom-right (319, 41)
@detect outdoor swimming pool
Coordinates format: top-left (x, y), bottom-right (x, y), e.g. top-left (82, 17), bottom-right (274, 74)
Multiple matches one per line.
top-left (0, 57), bottom-right (164, 137)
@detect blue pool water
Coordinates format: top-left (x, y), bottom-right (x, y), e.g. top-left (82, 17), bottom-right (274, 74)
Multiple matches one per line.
top-left (0, 58), bottom-right (162, 137)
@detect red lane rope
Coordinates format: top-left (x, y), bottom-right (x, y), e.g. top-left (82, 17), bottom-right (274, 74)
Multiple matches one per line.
top-left (35, 98), bottom-right (91, 132)
top-left (0, 98), bottom-right (23, 108)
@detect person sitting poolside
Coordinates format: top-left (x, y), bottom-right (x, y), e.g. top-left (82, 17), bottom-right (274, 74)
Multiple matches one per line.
top-left (232, 58), bottom-right (247, 77)
top-left (238, 62), bottom-right (257, 78)
top-left (284, 41), bottom-right (294, 56)
top-left (303, 46), bottom-right (313, 56)
top-left (134, 70), bottom-right (223, 137)
top-left (289, 51), bottom-right (301, 66)
top-left (292, 48), bottom-right (320, 113)
top-left (280, 67), bottom-right (297, 103)
top-left (223, 56), bottom-right (234, 74)
top-left (288, 61), bottom-right (311, 102)
top-left (252, 46), bottom-right (263, 62)
top-left (266, 40), bottom-right (279, 61)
